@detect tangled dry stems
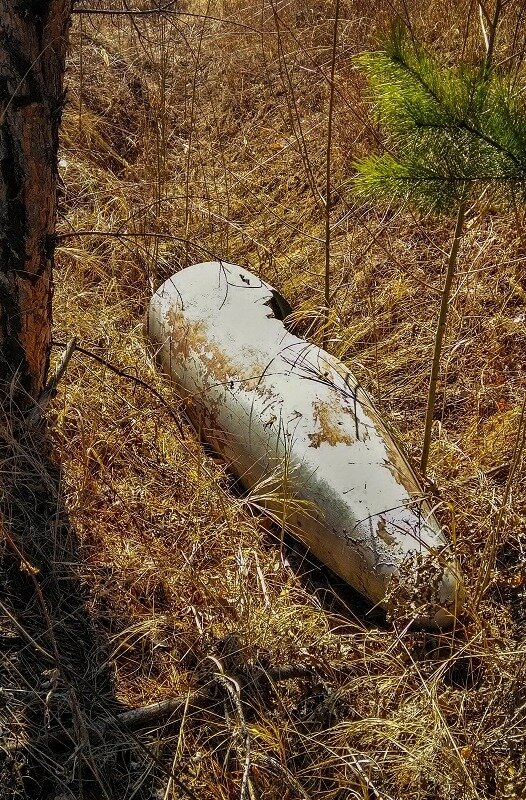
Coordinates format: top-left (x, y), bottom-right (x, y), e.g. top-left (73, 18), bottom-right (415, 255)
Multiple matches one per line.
top-left (2, 1), bottom-right (525, 798)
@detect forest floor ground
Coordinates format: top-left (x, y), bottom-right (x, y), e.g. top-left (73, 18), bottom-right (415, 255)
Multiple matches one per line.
top-left (2, 1), bottom-right (526, 798)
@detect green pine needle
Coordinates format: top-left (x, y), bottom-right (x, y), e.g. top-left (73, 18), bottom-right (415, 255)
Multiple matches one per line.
top-left (352, 23), bottom-right (526, 212)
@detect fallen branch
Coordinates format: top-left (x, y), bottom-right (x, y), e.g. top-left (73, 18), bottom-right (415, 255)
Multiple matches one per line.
top-left (119, 693), bottom-right (197, 731)
top-left (10, 661), bottom-right (318, 798)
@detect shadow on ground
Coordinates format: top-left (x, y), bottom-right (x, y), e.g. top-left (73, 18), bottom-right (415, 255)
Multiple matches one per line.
top-left (0, 416), bottom-right (158, 800)
top-left (280, 529), bottom-right (389, 632)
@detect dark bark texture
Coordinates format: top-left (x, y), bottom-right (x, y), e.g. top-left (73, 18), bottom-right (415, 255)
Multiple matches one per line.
top-left (0, 0), bottom-right (72, 405)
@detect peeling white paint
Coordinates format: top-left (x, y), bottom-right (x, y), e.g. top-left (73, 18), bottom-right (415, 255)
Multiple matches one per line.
top-left (147, 261), bottom-right (463, 626)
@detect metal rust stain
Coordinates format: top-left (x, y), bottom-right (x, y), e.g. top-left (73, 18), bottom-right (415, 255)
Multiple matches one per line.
top-left (308, 400), bottom-right (355, 449)
top-left (377, 518), bottom-right (397, 546)
top-left (168, 309), bottom-right (272, 391)
top-left (168, 309), bottom-right (240, 384)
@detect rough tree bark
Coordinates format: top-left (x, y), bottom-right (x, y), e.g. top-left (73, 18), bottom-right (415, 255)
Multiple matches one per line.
top-left (0, 0), bottom-right (72, 407)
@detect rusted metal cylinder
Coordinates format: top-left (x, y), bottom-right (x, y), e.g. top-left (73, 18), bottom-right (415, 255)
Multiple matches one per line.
top-left (147, 261), bottom-right (463, 626)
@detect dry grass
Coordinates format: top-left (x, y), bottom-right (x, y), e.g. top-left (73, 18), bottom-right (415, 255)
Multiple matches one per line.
top-left (9, 0), bottom-right (525, 797)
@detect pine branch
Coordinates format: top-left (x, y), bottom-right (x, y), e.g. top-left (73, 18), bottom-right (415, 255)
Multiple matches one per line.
top-left (353, 25), bottom-right (526, 211)
top-left (362, 50), bottom-right (523, 167)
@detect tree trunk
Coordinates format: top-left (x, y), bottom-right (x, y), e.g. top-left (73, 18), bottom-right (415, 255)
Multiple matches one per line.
top-left (0, 0), bottom-right (72, 407)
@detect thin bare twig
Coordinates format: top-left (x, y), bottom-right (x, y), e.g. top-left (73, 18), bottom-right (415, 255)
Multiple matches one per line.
top-left (212, 667), bottom-right (257, 800)
top-left (51, 340), bottom-right (185, 437)
top-left (420, 200), bottom-right (467, 475)
top-left (323, 0), bottom-right (340, 351)
top-left (73, 4), bottom-right (272, 34)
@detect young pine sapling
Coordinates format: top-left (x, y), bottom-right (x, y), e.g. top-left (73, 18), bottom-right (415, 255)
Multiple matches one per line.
top-left (352, 21), bottom-right (526, 475)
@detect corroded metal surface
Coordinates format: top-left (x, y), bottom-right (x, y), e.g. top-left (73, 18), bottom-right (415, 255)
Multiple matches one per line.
top-left (147, 261), bottom-right (463, 626)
